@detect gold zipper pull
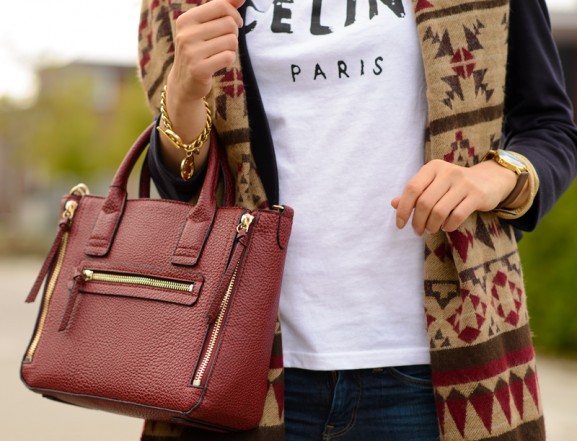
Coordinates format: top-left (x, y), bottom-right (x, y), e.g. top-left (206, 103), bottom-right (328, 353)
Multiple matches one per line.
top-left (82, 269), bottom-right (94, 281)
top-left (60, 184), bottom-right (87, 224)
top-left (236, 213), bottom-right (254, 233)
top-left (63, 200), bottom-right (78, 221)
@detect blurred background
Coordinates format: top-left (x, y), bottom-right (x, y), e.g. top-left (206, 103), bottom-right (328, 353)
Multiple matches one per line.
top-left (0, 0), bottom-right (576, 440)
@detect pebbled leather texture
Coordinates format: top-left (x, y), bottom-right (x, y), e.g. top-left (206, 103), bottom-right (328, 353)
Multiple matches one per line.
top-left (21, 126), bottom-right (294, 431)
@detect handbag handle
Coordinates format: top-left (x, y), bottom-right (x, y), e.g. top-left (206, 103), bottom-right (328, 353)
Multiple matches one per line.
top-left (138, 137), bottom-right (236, 207)
top-left (84, 123), bottom-right (224, 266)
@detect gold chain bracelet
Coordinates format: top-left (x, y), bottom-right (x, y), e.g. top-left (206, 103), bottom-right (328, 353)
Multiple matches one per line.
top-left (157, 85), bottom-right (212, 181)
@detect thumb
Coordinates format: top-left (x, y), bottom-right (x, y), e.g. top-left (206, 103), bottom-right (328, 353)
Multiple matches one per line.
top-left (390, 197), bottom-right (400, 209)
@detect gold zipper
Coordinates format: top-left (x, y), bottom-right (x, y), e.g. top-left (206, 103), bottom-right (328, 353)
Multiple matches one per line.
top-left (24, 200), bottom-right (79, 363)
top-left (192, 213), bottom-right (254, 387)
top-left (81, 270), bottom-right (194, 293)
top-left (193, 261), bottom-right (239, 387)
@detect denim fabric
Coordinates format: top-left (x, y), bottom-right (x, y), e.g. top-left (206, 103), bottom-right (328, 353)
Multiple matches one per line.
top-left (284, 365), bottom-right (440, 441)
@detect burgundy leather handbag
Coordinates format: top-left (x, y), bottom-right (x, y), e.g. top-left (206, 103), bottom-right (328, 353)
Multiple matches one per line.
top-left (21, 125), bottom-right (293, 432)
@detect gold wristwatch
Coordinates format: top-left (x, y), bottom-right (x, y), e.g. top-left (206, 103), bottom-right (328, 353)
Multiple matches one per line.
top-left (484, 149), bottom-right (529, 208)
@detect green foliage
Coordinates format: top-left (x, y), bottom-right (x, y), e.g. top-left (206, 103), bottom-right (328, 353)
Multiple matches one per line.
top-left (7, 65), bottom-right (152, 179)
top-left (519, 179), bottom-right (577, 356)
top-left (23, 76), bottom-right (99, 176)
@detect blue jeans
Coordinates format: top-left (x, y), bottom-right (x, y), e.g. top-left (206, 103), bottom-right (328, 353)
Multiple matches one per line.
top-left (284, 365), bottom-right (440, 441)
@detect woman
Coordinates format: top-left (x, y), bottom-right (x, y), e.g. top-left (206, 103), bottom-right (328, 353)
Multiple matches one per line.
top-left (137, 0), bottom-right (577, 440)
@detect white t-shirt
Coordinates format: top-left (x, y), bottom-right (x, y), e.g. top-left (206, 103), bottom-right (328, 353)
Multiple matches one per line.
top-left (245, 0), bottom-right (430, 370)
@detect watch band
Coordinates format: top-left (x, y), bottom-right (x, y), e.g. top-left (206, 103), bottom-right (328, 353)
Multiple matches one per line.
top-left (491, 151), bottom-right (540, 220)
top-left (497, 172), bottom-right (529, 209)
top-left (484, 149), bottom-right (530, 210)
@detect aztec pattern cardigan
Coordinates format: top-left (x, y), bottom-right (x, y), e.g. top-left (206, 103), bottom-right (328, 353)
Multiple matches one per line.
top-left (136, 0), bottom-right (576, 440)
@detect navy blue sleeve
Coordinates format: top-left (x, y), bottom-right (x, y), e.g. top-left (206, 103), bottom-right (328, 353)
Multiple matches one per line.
top-left (146, 116), bottom-right (207, 202)
top-left (503, 0), bottom-right (577, 231)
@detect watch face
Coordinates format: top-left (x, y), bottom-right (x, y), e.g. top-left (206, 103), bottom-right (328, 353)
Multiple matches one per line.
top-left (499, 150), bottom-right (527, 170)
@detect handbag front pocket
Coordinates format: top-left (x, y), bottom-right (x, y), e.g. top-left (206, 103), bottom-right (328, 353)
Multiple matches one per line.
top-left (28, 264), bottom-right (211, 412)
top-left (80, 269), bottom-right (201, 304)
top-left (58, 266), bottom-right (203, 332)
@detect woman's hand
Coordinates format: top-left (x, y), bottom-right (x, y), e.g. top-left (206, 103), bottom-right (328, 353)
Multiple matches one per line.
top-left (391, 159), bottom-right (523, 235)
top-left (167, 0), bottom-right (245, 101)
top-left (159, 0), bottom-right (245, 176)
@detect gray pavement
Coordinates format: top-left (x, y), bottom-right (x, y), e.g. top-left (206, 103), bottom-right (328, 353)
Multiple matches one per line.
top-left (1, 258), bottom-right (576, 440)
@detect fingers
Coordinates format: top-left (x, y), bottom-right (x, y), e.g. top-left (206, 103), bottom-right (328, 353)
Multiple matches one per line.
top-left (179, 0), bottom-right (244, 28)
top-left (178, 31), bottom-right (239, 75)
top-left (410, 178), bottom-right (453, 234)
top-left (441, 196), bottom-right (477, 232)
top-left (394, 163), bottom-right (436, 229)
top-left (393, 160), bottom-right (485, 235)
top-left (419, 187), bottom-right (467, 234)
top-left (169, 1), bottom-right (244, 100)
top-left (191, 16), bottom-right (241, 41)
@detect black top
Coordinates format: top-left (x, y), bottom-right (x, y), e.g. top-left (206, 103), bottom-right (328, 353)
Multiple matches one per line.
top-left (148, 0), bottom-right (577, 232)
